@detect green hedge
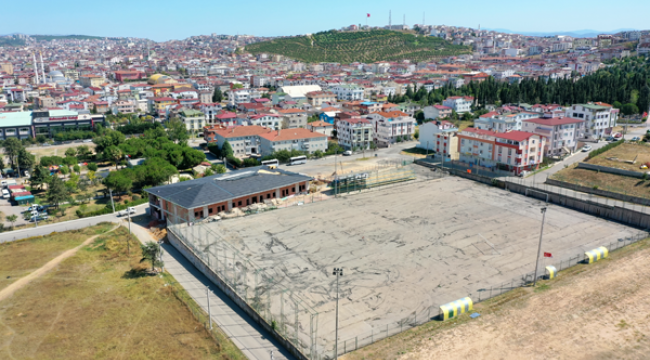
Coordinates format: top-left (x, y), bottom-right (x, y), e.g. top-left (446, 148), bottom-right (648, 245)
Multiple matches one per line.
top-left (586, 139), bottom-right (624, 159)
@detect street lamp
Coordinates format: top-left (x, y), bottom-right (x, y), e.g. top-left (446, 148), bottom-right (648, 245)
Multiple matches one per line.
top-left (333, 267), bottom-right (343, 359)
top-left (533, 206), bottom-right (548, 286)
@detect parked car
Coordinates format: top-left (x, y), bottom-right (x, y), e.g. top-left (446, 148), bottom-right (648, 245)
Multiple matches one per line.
top-left (582, 145), bottom-right (592, 152)
top-left (83, 139), bottom-right (93, 143)
top-left (342, 150), bottom-right (352, 156)
top-left (30, 215), bottom-right (49, 222)
top-left (27, 205), bottom-right (44, 212)
top-left (2, 189), bottom-right (9, 199)
top-left (632, 136), bottom-right (640, 141)
top-left (605, 136), bottom-right (616, 142)
top-left (118, 207), bottom-right (137, 217)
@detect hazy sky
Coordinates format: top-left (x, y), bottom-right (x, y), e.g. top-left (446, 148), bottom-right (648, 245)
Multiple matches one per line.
top-left (2, 0), bottom-right (648, 41)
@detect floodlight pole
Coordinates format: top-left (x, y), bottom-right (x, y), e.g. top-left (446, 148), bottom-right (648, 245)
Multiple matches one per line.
top-left (333, 267), bottom-right (343, 359)
top-left (109, 188), bottom-right (115, 213)
top-left (533, 207), bottom-right (548, 287)
top-left (206, 286), bottom-right (212, 329)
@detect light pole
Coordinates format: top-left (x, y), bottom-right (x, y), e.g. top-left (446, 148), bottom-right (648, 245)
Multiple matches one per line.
top-left (333, 267), bottom-right (343, 359)
top-left (426, 141), bottom-right (429, 158)
top-left (533, 206), bottom-right (548, 287)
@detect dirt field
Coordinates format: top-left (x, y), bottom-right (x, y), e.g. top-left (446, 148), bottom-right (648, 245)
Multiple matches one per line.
top-left (0, 226), bottom-right (244, 360)
top-left (588, 142), bottom-right (650, 172)
top-left (0, 223), bottom-right (113, 291)
top-left (342, 233), bottom-right (650, 360)
top-left (552, 166), bottom-right (650, 199)
top-left (185, 177), bottom-right (639, 356)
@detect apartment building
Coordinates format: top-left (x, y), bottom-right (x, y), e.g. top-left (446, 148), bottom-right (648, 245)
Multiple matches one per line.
top-left (366, 112), bottom-right (417, 146)
top-left (306, 91), bottom-right (336, 107)
top-left (337, 118), bottom-right (373, 150)
top-left (417, 120), bottom-right (459, 160)
top-left (228, 88), bottom-right (251, 106)
top-left (331, 85), bottom-right (364, 101)
top-left (442, 96), bottom-right (474, 114)
top-left (259, 128), bottom-right (328, 156)
top-left (178, 109), bottom-right (206, 134)
top-left (423, 105), bottom-right (452, 120)
top-left (111, 100), bottom-right (136, 114)
top-left (566, 103), bottom-right (618, 140)
top-left (277, 108), bottom-right (307, 129)
top-left (457, 128), bottom-right (545, 175)
top-left (522, 115), bottom-right (585, 156)
top-left (245, 114), bottom-right (281, 129)
top-left (474, 111), bottom-right (539, 132)
top-left (206, 125), bottom-right (272, 156)
top-left (79, 74), bottom-right (105, 88)
top-left (307, 121), bottom-right (334, 138)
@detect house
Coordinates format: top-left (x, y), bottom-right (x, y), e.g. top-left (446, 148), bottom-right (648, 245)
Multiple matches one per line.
top-left (474, 111), bottom-right (538, 132)
top-left (336, 118), bottom-right (373, 150)
top-left (213, 111), bottom-right (238, 127)
top-left (423, 105), bottom-right (453, 120)
top-left (457, 128), bottom-right (545, 175)
top-left (358, 101), bottom-right (382, 114)
top-left (205, 125), bottom-right (272, 156)
top-left (307, 120), bottom-right (334, 138)
top-left (145, 166), bottom-right (312, 223)
top-left (442, 96), bottom-right (474, 114)
top-left (522, 115), bottom-right (585, 156)
top-left (259, 128), bottom-right (328, 156)
top-left (149, 97), bottom-right (177, 117)
top-left (277, 108), bottom-right (307, 129)
top-left (246, 114), bottom-right (282, 129)
top-left (417, 120), bottom-right (459, 160)
top-left (566, 103), bottom-right (617, 140)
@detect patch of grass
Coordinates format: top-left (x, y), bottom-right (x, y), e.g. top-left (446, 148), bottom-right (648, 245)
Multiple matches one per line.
top-left (0, 226), bottom-right (245, 359)
top-left (534, 283), bottom-right (551, 293)
top-left (588, 142), bottom-right (650, 172)
top-left (0, 224), bottom-right (113, 291)
top-left (400, 147), bottom-right (429, 158)
top-left (552, 167), bottom-right (650, 199)
top-left (355, 157), bottom-right (371, 161)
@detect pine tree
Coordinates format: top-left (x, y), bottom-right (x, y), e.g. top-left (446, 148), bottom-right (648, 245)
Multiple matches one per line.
top-left (212, 88), bottom-right (223, 103)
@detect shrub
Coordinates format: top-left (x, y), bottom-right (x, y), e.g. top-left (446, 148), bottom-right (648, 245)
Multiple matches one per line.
top-left (586, 140), bottom-right (624, 159)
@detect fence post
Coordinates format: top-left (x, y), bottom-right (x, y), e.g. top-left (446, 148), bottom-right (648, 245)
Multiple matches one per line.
top-left (355, 336), bottom-right (358, 350)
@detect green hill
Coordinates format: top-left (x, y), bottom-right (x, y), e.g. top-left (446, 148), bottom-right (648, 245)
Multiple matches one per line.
top-left (245, 29), bottom-right (471, 63)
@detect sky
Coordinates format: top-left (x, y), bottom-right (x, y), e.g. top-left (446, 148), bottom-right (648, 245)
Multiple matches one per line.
top-left (1, 0), bottom-right (649, 42)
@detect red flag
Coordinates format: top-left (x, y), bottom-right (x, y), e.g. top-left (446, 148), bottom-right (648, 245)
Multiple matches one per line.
top-left (367, 13), bottom-right (371, 18)
top-left (544, 252), bottom-right (552, 258)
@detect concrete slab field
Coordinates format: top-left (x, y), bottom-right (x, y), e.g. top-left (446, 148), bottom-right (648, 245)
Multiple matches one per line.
top-left (195, 177), bottom-right (639, 355)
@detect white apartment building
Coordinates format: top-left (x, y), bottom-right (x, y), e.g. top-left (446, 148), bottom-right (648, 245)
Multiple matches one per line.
top-left (474, 112), bottom-right (539, 132)
top-left (245, 114), bottom-right (281, 129)
top-left (227, 88), bottom-right (250, 106)
top-left (331, 85), bottom-right (365, 101)
top-left (366, 113), bottom-right (417, 147)
top-left (457, 128), bottom-right (545, 175)
top-left (178, 109), bottom-right (206, 135)
top-left (442, 96), bottom-right (474, 114)
top-left (522, 115), bottom-right (585, 156)
top-left (336, 118), bottom-right (374, 150)
top-left (111, 100), bottom-right (136, 114)
top-left (417, 120), bottom-right (459, 160)
top-left (566, 103), bottom-right (618, 140)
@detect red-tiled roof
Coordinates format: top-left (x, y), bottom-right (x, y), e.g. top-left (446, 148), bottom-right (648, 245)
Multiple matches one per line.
top-left (259, 128), bottom-right (327, 142)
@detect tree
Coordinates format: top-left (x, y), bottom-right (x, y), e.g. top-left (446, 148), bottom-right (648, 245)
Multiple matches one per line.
top-left (212, 164), bottom-right (226, 174)
top-left (30, 165), bottom-right (50, 190)
top-left (103, 146), bottom-right (123, 169)
top-left (65, 147), bottom-right (77, 158)
top-left (414, 110), bottom-right (425, 124)
top-left (94, 129), bottom-right (125, 152)
top-left (17, 149), bottom-right (35, 172)
top-left (59, 165), bottom-right (69, 178)
top-left (167, 117), bottom-right (189, 144)
top-left (87, 170), bottom-right (97, 185)
top-left (104, 170), bottom-right (133, 196)
top-left (6, 214), bottom-right (17, 230)
top-left (3, 137), bottom-right (23, 168)
top-left (638, 85), bottom-right (650, 115)
top-left (212, 88), bottom-right (223, 103)
top-left (222, 141), bottom-right (234, 158)
top-left (76, 145), bottom-right (92, 159)
top-left (621, 103), bottom-right (640, 116)
top-left (87, 163), bottom-right (98, 171)
top-left (46, 175), bottom-right (68, 208)
top-left (203, 168), bottom-right (214, 177)
top-left (73, 164), bottom-right (81, 174)
top-left (140, 241), bottom-right (164, 272)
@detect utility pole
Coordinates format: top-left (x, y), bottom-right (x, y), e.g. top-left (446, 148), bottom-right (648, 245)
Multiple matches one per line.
top-left (533, 207), bottom-right (548, 287)
top-left (334, 149), bottom-right (338, 198)
top-left (332, 267), bottom-right (343, 359)
top-left (109, 188), bottom-right (115, 213)
top-left (127, 209), bottom-right (131, 256)
top-left (206, 286), bottom-right (212, 330)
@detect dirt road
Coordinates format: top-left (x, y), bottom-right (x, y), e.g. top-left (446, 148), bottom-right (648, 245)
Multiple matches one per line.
top-left (0, 225), bottom-right (117, 302)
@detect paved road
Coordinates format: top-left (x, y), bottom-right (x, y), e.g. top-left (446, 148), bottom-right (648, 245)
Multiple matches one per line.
top-left (128, 221), bottom-right (294, 360)
top-left (0, 204), bottom-right (147, 243)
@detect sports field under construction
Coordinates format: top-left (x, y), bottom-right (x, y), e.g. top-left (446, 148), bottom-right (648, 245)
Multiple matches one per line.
top-left (169, 176), bottom-right (640, 359)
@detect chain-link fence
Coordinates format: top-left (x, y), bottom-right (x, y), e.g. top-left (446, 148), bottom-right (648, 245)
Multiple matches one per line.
top-left (335, 229), bottom-right (649, 358)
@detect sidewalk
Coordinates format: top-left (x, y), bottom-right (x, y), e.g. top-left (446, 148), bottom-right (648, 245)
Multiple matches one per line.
top-left (127, 219), bottom-right (294, 360)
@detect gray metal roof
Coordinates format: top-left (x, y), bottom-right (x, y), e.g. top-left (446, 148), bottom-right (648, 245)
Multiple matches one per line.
top-left (145, 166), bottom-right (312, 209)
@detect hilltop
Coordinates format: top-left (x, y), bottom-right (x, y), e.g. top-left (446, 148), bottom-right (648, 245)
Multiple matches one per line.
top-left (244, 29), bottom-right (471, 63)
